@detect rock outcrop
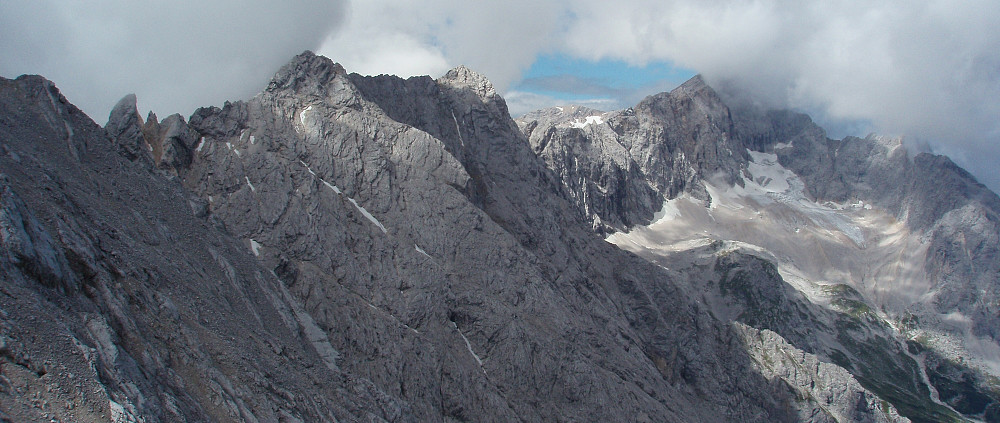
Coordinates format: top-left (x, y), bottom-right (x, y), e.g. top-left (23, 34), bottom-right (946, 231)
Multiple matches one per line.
top-left (518, 75), bottom-right (748, 234)
top-left (169, 51), bottom-right (901, 421)
top-left (0, 74), bottom-right (403, 422)
top-left (526, 73), bottom-right (1000, 421)
top-left (0, 52), bottom-right (936, 422)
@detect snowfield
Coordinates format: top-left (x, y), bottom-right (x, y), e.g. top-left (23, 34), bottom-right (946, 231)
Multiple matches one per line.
top-left (608, 148), bottom-right (1000, 376)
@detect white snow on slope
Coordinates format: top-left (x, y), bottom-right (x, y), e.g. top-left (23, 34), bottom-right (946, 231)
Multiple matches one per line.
top-left (607, 147), bottom-right (1000, 377)
top-left (453, 321), bottom-right (485, 372)
top-left (296, 160), bottom-right (385, 233)
top-left (323, 180), bottom-right (342, 194)
top-left (608, 148), bottom-right (930, 316)
top-left (569, 115), bottom-right (605, 129)
top-left (348, 197), bottom-right (387, 233)
top-left (300, 105), bottom-right (313, 126)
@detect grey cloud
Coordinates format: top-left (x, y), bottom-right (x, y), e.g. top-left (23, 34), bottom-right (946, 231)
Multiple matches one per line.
top-left (560, 0), bottom-right (1000, 191)
top-left (4, 0), bottom-right (998, 191)
top-left (320, 0), bottom-right (568, 91)
top-left (1, 0), bottom-right (346, 121)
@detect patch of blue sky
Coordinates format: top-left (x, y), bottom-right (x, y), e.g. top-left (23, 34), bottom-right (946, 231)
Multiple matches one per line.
top-left (515, 53), bottom-right (695, 95)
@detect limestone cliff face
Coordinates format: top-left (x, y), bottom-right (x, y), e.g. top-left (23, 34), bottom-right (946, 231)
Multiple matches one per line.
top-left (525, 72), bottom-right (1000, 421)
top-left (0, 53), bottom-right (911, 422)
top-left (517, 75), bottom-right (749, 234)
top-left (0, 74), bottom-right (398, 422)
top-left (172, 51), bottom-right (889, 422)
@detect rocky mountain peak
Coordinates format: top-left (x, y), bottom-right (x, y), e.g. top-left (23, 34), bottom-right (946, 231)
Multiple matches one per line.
top-left (7, 51), bottom-right (1000, 422)
top-left (673, 73), bottom-right (710, 94)
top-left (636, 74), bottom-right (730, 125)
top-left (265, 50), bottom-right (348, 97)
top-left (440, 65), bottom-right (497, 100)
top-left (104, 93), bottom-right (149, 162)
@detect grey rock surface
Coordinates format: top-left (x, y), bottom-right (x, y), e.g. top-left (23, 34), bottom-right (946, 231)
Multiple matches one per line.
top-left (134, 51), bottom-right (903, 421)
top-left (0, 53), bottom-right (934, 423)
top-left (105, 94), bottom-right (151, 163)
top-left (517, 75), bottom-right (748, 234)
top-left (0, 74), bottom-right (413, 422)
top-left (526, 72), bottom-right (1000, 421)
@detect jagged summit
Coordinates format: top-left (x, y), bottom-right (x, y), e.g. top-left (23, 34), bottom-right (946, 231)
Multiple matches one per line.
top-left (265, 50), bottom-right (347, 96)
top-left (673, 73), bottom-right (710, 93)
top-left (440, 64), bottom-right (498, 100)
top-left (4, 51), bottom-right (999, 422)
top-left (104, 93), bottom-right (148, 161)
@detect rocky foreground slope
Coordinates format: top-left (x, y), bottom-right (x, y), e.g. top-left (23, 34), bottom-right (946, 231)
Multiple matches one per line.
top-left (0, 50), bottom-right (983, 422)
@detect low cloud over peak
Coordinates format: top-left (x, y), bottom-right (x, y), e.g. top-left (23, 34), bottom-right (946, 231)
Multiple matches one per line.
top-left (4, 0), bottom-right (998, 190)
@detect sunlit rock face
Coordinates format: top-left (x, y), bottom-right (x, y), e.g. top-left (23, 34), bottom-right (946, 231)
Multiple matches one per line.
top-left (3, 50), bottom-right (996, 422)
top-left (522, 73), bottom-right (1000, 421)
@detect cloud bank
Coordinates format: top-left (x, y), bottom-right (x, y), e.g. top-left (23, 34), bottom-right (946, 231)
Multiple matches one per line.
top-left (3, 0), bottom-right (998, 189)
top-left (1, 0), bottom-right (345, 122)
top-left (321, 0), bottom-right (1000, 191)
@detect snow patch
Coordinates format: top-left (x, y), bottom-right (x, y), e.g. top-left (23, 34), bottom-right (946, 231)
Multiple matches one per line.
top-left (249, 135), bottom-right (256, 144)
top-left (652, 196), bottom-right (683, 223)
top-left (300, 105), bottom-right (313, 126)
top-left (348, 197), bottom-right (386, 233)
top-left (453, 321), bottom-right (485, 371)
top-left (746, 151), bottom-right (790, 193)
top-left (415, 244), bottom-right (431, 258)
top-left (226, 142), bottom-right (233, 150)
top-left (250, 239), bottom-right (261, 257)
top-left (299, 160), bottom-right (317, 176)
top-left (245, 176), bottom-right (255, 192)
top-left (195, 136), bottom-right (206, 152)
top-left (451, 111), bottom-right (465, 147)
top-left (109, 400), bottom-right (128, 423)
top-left (570, 115), bottom-right (605, 129)
top-left (234, 149), bottom-right (241, 157)
top-left (322, 180), bottom-right (342, 194)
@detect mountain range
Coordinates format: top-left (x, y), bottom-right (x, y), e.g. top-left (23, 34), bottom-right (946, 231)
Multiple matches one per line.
top-left (1, 51), bottom-right (998, 422)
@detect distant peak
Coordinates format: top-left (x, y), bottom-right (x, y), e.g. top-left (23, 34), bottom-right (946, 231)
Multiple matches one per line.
top-left (673, 74), bottom-right (716, 97)
top-left (517, 105), bottom-right (607, 124)
top-left (635, 73), bottom-right (726, 113)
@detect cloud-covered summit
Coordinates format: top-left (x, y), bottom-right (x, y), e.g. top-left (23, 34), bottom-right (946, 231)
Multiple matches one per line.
top-left (319, 0), bottom-right (1000, 191)
top-left (3, 0), bottom-right (998, 190)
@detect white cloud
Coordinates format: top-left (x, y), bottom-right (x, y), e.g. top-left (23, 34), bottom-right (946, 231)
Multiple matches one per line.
top-left (319, 0), bottom-right (566, 90)
top-left (3, 0), bottom-right (998, 190)
top-left (0, 0), bottom-right (345, 122)
top-left (557, 0), bottom-right (1000, 190)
